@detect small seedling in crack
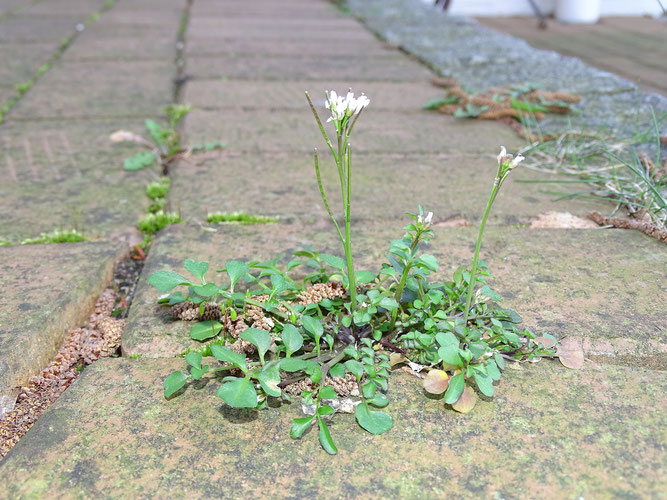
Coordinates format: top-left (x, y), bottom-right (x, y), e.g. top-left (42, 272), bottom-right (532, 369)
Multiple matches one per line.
top-left (110, 105), bottom-right (224, 174)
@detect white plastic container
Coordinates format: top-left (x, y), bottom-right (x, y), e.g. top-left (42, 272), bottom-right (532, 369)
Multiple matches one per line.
top-left (556, 0), bottom-right (602, 23)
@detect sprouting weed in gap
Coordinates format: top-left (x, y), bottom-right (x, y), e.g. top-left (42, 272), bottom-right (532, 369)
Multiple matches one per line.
top-left (0, 239), bottom-right (11, 247)
top-left (110, 105), bottom-right (225, 174)
top-left (206, 212), bottom-right (279, 225)
top-left (20, 229), bottom-right (86, 245)
top-left (147, 91), bottom-right (562, 455)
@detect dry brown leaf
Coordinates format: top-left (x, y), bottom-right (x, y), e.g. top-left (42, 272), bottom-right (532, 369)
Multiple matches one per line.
top-left (423, 369), bottom-right (449, 394)
top-left (389, 353), bottom-right (406, 367)
top-left (534, 336), bottom-right (557, 349)
top-left (452, 385), bottom-right (478, 414)
top-left (558, 337), bottom-right (585, 369)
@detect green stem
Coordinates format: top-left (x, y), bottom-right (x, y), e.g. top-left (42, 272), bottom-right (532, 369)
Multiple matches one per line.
top-left (344, 145), bottom-right (357, 311)
top-left (462, 182), bottom-right (500, 326)
top-left (305, 91), bottom-right (338, 163)
top-left (314, 149), bottom-right (344, 244)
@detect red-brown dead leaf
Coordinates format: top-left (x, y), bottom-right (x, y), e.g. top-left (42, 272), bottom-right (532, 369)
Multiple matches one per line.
top-left (452, 384), bottom-right (478, 414)
top-left (423, 369), bottom-right (449, 394)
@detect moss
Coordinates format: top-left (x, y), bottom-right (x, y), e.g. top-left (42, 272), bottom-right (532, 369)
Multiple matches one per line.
top-left (20, 229), bottom-right (86, 245)
top-left (206, 211), bottom-right (278, 225)
top-left (145, 178), bottom-right (171, 200)
top-left (137, 211), bottom-right (182, 235)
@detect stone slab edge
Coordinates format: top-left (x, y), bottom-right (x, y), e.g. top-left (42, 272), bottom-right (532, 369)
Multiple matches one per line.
top-left (0, 240), bottom-right (128, 394)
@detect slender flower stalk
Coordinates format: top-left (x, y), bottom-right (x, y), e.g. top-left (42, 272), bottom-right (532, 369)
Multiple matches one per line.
top-left (305, 89), bottom-right (369, 312)
top-left (462, 147), bottom-right (524, 326)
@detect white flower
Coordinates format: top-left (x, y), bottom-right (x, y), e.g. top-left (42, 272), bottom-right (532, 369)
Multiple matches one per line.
top-left (509, 154), bottom-right (524, 169)
top-left (418, 211), bottom-right (433, 224)
top-left (497, 146), bottom-right (507, 165)
top-left (496, 146), bottom-right (524, 170)
top-left (325, 89), bottom-right (369, 123)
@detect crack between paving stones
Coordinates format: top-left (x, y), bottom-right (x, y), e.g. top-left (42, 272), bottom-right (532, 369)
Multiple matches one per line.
top-left (0, 0), bottom-right (195, 462)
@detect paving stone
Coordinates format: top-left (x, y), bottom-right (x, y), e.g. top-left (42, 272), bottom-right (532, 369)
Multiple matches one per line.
top-left (8, 60), bottom-right (174, 120)
top-left (187, 17), bottom-right (378, 42)
top-left (183, 80), bottom-right (441, 111)
top-left (0, 118), bottom-right (155, 242)
top-left (123, 224), bottom-right (665, 366)
top-left (187, 53), bottom-right (432, 82)
top-left (186, 36), bottom-right (393, 57)
top-left (0, 43), bottom-right (55, 88)
top-left (170, 151), bottom-right (608, 225)
top-left (63, 24), bottom-right (176, 61)
top-left (18, 0), bottom-right (106, 17)
top-left (189, 1), bottom-right (340, 19)
top-left (0, 357), bottom-right (664, 497)
top-left (0, 240), bottom-right (125, 394)
top-left (0, 16), bottom-right (80, 43)
top-left (183, 108), bottom-right (523, 155)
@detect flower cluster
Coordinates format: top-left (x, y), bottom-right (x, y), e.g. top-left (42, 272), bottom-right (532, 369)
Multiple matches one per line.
top-left (497, 146), bottom-right (524, 170)
top-left (325, 90), bottom-right (370, 123)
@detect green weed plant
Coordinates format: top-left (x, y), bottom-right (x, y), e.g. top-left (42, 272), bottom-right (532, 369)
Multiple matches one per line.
top-left (148, 91), bottom-right (557, 454)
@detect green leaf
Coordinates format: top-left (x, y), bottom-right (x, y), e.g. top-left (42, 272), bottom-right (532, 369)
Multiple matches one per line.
top-left (328, 363), bottom-right (346, 378)
top-left (225, 260), bottom-right (249, 288)
top-left (318, 404), bottom-right (335, 416)
top-left (290, 416), bottom-right (314, 438)
top-left (317, 416), bottom-right (338, 455)
top-left (185, 352), bottom-right (202, 370)
top-left (367, 393), bottom-right (389, 408)
top-left (423, 97), bottom-right (456, 110)
top-left (494, 352), bottom-right (505, 370)
top-left (217, 377), bottom-right (258, 408)
top-left (124, 151), bottom-right (156, 171)
top-left (210, 344), bottom-right (247, 372)
top-left (436, 331), bottom-right (461, 366)
top-left (147, 270), bottom-right (192, 292)
top-left (486, 360), bottom-right (501, 381)
top-left (256, 363), bottom-right (281, 397)
top-left (190, 365), bottom-right (208, 380)
top-left (190, 320), bottom-right (222, 341)
top-left (189, 283), bottom-right (219, 298)
top-left (355, 402), bottom-right (393, 435)
top-left (164, 371), bottom-right (188, 398)
top-left (281, 324), bottom-right (303, 356)
top-left (240, 328), bottom-right (271, 359)
top-left (355, 270), bottom-right (376, 283)
top-left (419, 254), bottom-right (439, 271)
top-left (444, 373), bottom-right (465, 404)
top-left (184, 259), bottom-right (209, 283)
top-left (145, 119), bottom-right (166, 147)
top-left (480, 285), bottom-right (501, 301)
top-left (320, 254), bottom-right (345, 271)
top-left (280, 358), bottom-right (309, 372)
top-left (318, 386), bottom-right (337, 400)
top-left (344, 360), bottom-right (364, 380)
top-left (302, 316), bottom-right (323, 339)
top-left (362, 381), bottom-right (376, 399)
top-left (473, 371), bottom-right (495, 397)
top-left (378, 296), bottom-right (398, 311)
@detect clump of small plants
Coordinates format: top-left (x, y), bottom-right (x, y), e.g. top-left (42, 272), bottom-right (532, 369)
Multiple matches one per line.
top-left (207, 211), bottom-right (279, 225)
top-left (149, 90), bottom-right (558, 454)
top-left (424, 80), bottom-right (579, 122)
top-left (20, 229), bottom-right (86, 245)
top-left (110, 104), bottom-right (224, 174)
top-left (136, 176), bottom-right (182, 235)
